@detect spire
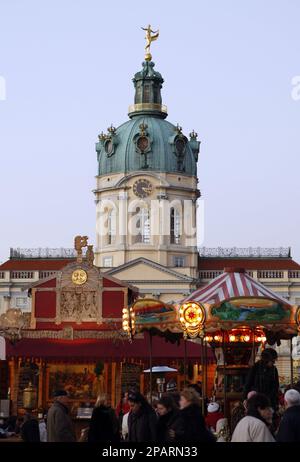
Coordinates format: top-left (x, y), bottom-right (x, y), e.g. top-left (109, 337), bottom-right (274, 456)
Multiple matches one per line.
top-left (128, 26), bottom-right (167, 119)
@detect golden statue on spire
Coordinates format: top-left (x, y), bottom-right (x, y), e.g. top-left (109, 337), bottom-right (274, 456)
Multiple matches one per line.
top-left (141, 25), bottom-right (159, 61)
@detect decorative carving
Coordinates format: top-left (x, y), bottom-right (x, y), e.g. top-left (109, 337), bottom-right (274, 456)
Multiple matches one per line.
top-left (20, 329), bottom-right (132, 340)
top-left (0, 309), bottom-right (30, 343)
top-left (0, 308), bottom-right (29, 329)
top-left (107, 124), bottom-right (117, 135)
top-left (60, 289), bottom-right (97, 322)
top-left (175, 124), bottom-right (183, 134)
top-left (189, 130), bottom-right (198, 140)
top-left (98, 131), bottom-right (107, 142)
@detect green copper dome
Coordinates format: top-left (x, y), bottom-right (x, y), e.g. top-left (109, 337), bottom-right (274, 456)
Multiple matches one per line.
top-left (96, 61), bottom-right (200, 177)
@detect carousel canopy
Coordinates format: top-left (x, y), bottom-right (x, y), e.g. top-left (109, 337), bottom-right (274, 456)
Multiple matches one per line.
top-left (183, 268), bottom-right (292, 307)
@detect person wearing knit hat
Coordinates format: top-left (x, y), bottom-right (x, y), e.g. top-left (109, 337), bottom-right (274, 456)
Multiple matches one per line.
top-left (205, 401), bottom-right (224, 432)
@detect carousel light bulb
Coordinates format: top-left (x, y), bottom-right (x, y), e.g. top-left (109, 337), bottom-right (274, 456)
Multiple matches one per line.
top-left (180, 317), bottom-right (185, 322)
top-left (262, 336), bottom-right (267, 342)
top-left (229, 335), bottom-right (236, 342)
top-left (214, 335), bottom-right (220, 342)
top-left (244, 335), bottom-right (250, 342)
top-left (257, 336), bottom-right (262, 342)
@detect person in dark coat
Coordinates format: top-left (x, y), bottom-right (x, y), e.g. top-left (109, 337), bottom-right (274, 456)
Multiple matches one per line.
top-left (244, 348), bottom-right (279, 411)
top-left (21, 412), bottom-right (40, 442)
top-left (88, 394), bottom-right (119, 443)
top-left (276, 389), bottom-right (300, 442)
top-left (156, 394), bottom-right (181, 443)
top-left (169, 388), bottom-right (215, 443)
top-left (127, 391), bottom-right (157, 442)
top-left (47, 390), bottom-right (76, 442)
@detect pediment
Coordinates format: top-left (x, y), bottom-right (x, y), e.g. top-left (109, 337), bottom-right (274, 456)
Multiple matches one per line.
top-left (106, 258), bottom-right (192, 282)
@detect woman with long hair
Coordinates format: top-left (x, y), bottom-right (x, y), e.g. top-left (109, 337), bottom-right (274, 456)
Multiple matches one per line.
top-left (156, 394), bottom-right (181, 443)
top-left (87, 394), bottom-right (119, 443)
top-left (169, 388), bottom-right (215, 443)
top-left (127, 391), bottom-right (157, 442)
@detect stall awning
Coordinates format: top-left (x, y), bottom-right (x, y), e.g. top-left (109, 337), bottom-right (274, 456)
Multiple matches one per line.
top-left (6, 334), bottom-right (215, 363)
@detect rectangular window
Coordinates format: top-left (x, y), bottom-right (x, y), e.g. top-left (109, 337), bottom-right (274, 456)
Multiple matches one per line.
top-left (16, 297), bottom-right (28, 307)
top-left (103, 257), bottom-right (113, 268)
top-left (174, 256), bottom-right (185, 267)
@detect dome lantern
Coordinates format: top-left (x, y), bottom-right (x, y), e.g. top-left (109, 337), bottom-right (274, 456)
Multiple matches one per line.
top-left (128, 60), bottom-right (168, 119)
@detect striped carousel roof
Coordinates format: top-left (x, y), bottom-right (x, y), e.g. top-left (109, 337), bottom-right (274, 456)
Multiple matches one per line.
top-left (184, 268), bottom-right (292, 306)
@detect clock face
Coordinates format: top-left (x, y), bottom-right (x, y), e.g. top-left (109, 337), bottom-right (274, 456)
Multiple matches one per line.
top-left (133, 179), bottom-right (153, 198)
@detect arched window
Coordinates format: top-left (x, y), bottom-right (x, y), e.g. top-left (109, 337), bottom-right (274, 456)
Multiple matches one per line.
top-left (107, 209), bottom-right (116, 245)
top-left (170, 208), bottom-right (181, 244)
top-left (135, 207), bottom-right (150, 244)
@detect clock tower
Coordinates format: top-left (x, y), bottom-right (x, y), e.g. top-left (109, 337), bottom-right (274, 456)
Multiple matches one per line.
top-left (94, 30), bottom-right (200, 301)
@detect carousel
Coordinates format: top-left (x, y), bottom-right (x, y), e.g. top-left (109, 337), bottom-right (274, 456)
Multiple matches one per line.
top-left (122, 267), bottom-right (300, 418)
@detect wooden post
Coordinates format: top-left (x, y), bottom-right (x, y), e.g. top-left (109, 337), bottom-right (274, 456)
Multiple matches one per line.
top-left (252, 329), bottom-right (256, 366)
top-left (290, 338), bottom-right (294, 387)
top-left (111, 362), bottom-right (116, 408)
top-left (200, 338), bottom-right (205, 415)
top-left (222, 331), bottom-right (227, 418)
top-left (183, 339), bottom-right (187, 388)
top-left (149, 332), bottom-right (153, 405)
top-left (45, 363), bottom-right (50, 406)
top-left (38, 360), bottom-right (43, 408)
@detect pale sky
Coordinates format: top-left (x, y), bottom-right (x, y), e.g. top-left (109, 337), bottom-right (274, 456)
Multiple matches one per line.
top-left (0, 0), bottom-right (300, 263)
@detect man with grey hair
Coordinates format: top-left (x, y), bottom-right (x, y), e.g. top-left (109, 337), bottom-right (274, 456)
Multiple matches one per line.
top-left (47, 390), bottom-right (76, 442)
top-left (276, 389), bottom-right (300, 442)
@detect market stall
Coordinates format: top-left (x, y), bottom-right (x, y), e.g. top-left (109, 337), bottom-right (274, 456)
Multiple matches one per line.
top-left (123, 268), bottom-right (300, 416)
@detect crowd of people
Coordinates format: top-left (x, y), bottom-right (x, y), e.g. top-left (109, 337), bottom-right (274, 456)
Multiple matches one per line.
top-left (1, 348), bottom-right (300, 443)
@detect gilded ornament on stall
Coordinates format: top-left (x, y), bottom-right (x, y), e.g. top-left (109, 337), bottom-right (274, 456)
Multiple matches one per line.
top-left (23, 382), bottom-right (37, 410)
top-left (141, 24), bottom-right (159, 61)
top-left (179, 301), bottom-right (205, 339)
top-left (71, 269), bottom-right (88, 285)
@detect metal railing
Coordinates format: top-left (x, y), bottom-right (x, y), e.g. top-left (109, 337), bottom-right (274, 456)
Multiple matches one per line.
top-left (199, 247), bottom-right (291, 258)
top-left (10, 248), bottom-right (80, 259)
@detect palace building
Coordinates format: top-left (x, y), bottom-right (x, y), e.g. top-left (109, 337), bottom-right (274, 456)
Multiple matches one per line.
top-left (0, 31), bottom-right (300, 418)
